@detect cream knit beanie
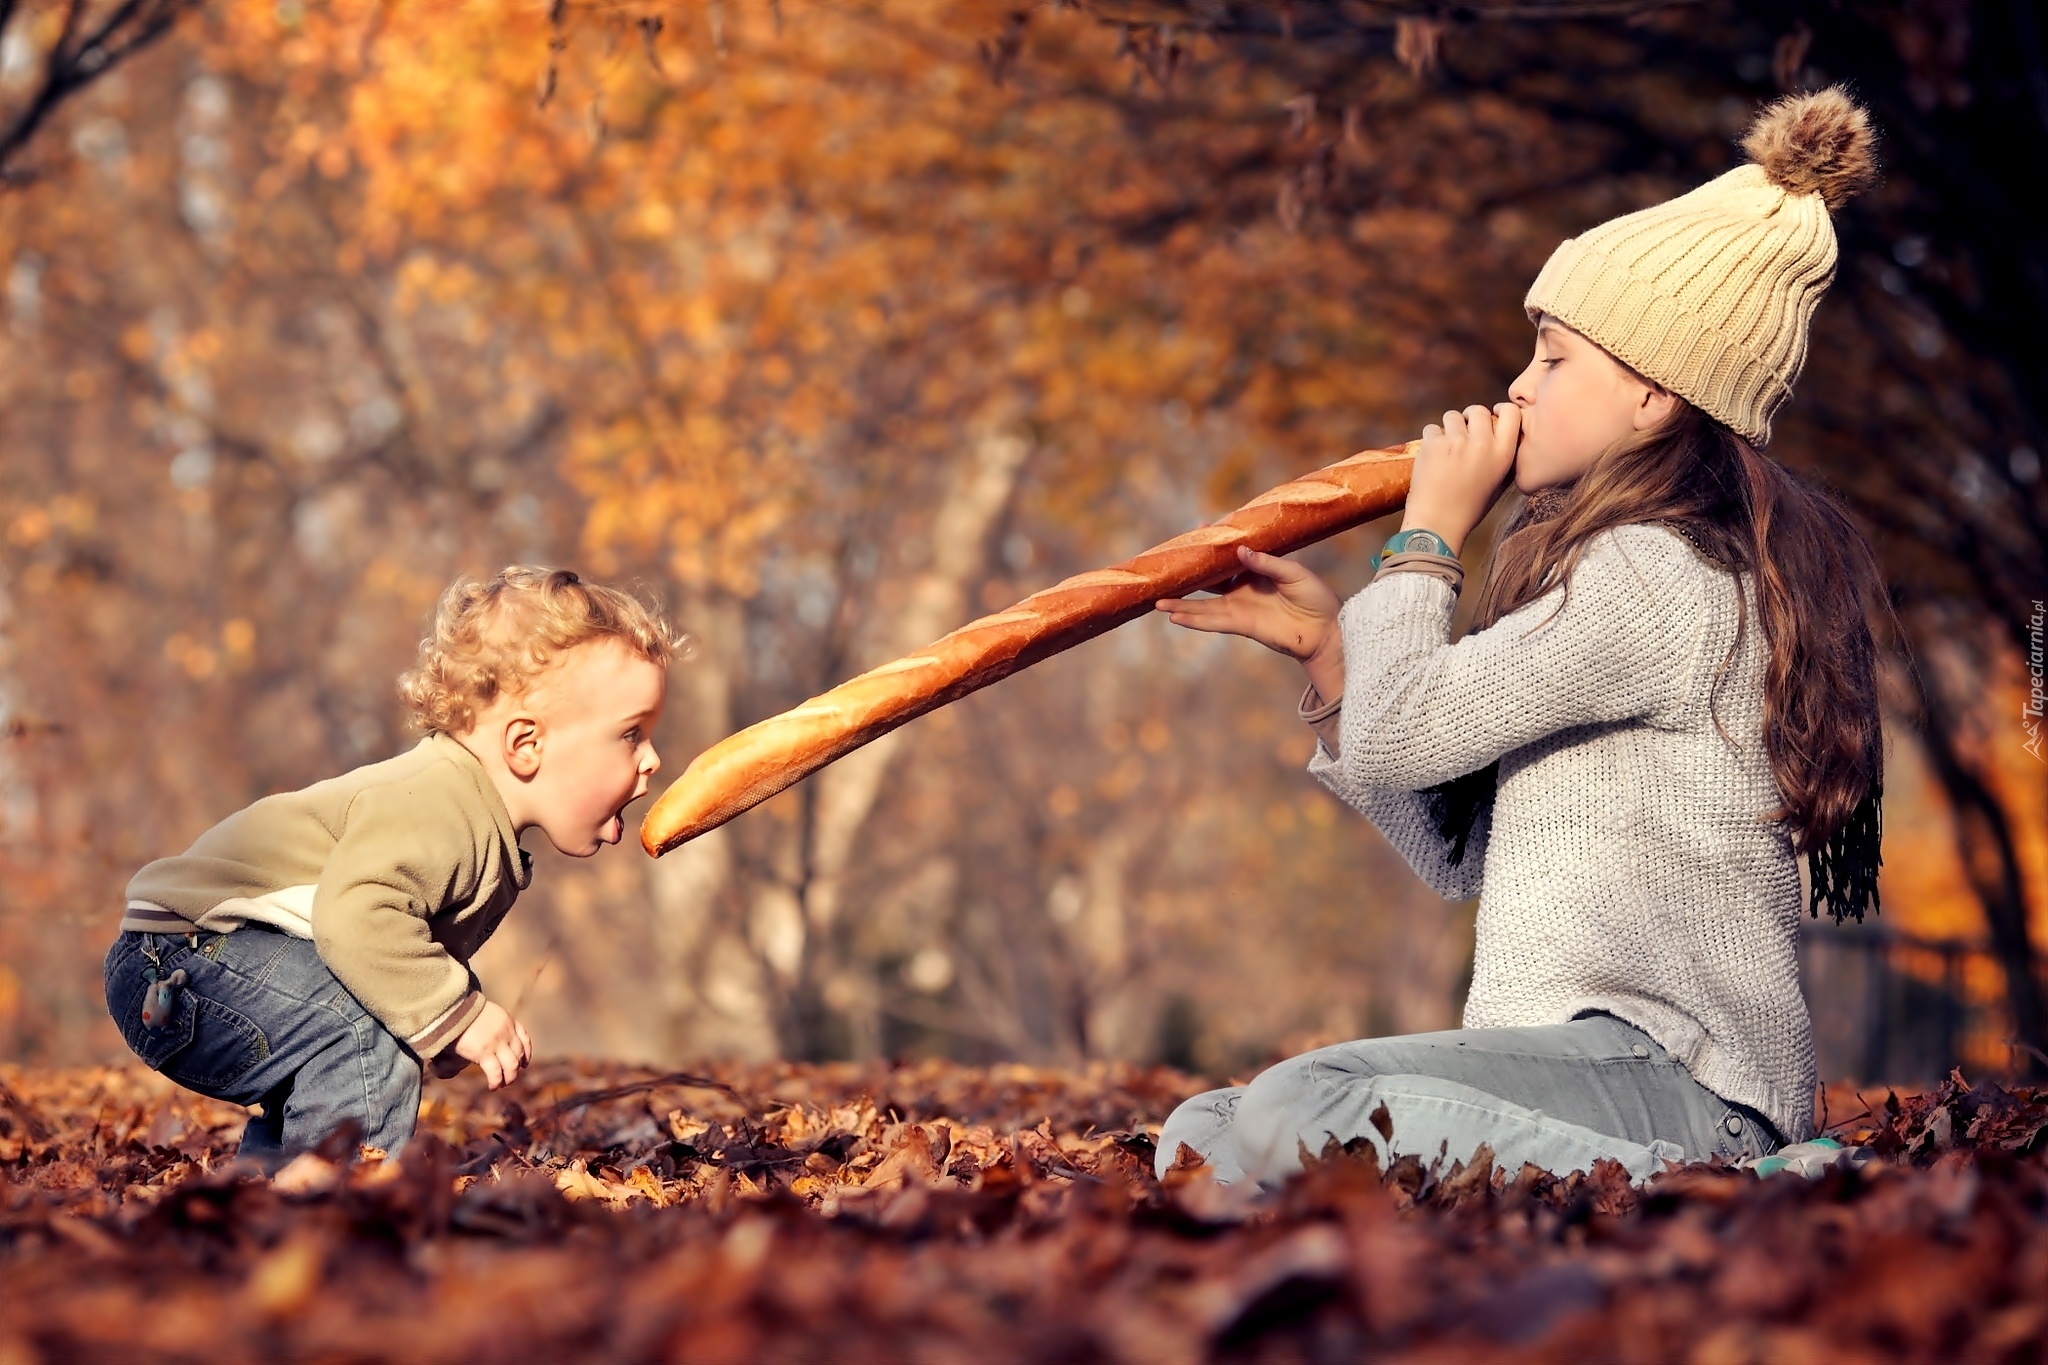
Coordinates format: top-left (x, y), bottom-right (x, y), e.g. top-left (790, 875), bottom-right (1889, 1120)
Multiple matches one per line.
top-left (1524, 87), bottom-right (1878, 447)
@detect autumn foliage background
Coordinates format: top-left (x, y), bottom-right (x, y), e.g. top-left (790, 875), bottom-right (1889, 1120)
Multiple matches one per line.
top-left (0, 3), bottom-right (2046, 1361)
top-left (0, 0), bottom-right (2043, 1091)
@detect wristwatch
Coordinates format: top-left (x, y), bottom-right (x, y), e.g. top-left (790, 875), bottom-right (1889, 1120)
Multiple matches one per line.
top-left (1372, 528), bottom-right (1456, 570)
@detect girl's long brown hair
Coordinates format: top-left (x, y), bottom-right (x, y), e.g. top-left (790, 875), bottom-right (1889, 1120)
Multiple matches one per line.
top-left (1428, 400), bottom-right (1886, 922)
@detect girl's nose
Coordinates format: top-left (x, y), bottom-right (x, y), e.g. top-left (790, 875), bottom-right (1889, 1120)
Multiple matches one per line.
top-left (1507, 365), bottom-right (1538, 407)
top-left (642, 745), bottom-right (661, 777)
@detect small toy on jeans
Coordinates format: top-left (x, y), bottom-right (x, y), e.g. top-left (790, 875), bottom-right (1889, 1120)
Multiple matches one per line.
top-left (140, 967), bottom-right (188, 1030)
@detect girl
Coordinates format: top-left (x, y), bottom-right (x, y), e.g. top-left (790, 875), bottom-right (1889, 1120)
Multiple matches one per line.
top-left (1155, 87), bottom-right (1885, 1185)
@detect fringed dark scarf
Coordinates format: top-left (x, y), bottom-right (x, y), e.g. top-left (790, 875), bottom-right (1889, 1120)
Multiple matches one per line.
top-left (1420, 491), bottom-right (1883, 924)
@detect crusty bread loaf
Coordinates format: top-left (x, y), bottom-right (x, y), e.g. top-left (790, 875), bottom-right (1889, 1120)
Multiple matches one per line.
top-left (641, 442), bottom-right (1418, 855)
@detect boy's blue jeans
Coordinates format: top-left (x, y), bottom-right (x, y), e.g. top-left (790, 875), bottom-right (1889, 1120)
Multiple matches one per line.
top-left (1157, 1014), bottom-right (1781, 1187)
top-left (103, 928), bottom-right (422, 1160)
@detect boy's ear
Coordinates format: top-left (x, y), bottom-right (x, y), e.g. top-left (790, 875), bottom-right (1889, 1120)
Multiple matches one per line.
top-left (503, 714), bottom-right (543, 780)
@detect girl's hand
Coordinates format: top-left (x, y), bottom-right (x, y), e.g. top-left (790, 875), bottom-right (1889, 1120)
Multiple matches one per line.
top-left (1403, 402), bottom-right (1521, 555)
top-left (1157, 545), bottom-right (1345, 702)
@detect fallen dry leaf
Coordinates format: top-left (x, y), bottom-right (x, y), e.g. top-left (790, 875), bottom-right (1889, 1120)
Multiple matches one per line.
top-left (0, 1060), bottom-right (2043, 1363)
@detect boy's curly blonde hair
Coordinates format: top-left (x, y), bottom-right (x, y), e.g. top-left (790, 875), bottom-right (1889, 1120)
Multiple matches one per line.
top-left (399, 567), bottom-right (685, 736)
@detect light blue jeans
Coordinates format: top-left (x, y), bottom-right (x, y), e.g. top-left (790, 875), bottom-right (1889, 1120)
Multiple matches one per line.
top-left (104, 928), bottom-right (422, 1162)
top-left (1157, 1014), bottom-right (1779, 1186)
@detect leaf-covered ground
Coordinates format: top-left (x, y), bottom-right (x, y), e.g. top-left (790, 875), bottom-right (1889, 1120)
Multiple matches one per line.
top-left (2, 1060), bottom-right (2045, 1364)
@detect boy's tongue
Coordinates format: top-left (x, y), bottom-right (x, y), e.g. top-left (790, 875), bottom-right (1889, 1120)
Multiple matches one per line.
top-left (601, 813), bottom-right (623, 844)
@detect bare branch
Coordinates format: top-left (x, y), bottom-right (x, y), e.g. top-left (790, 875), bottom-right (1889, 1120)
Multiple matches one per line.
top-left (0, 0), bottom-right (201, 183)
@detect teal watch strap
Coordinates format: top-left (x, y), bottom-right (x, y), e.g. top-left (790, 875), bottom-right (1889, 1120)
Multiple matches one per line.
top-left (1372, 528), bottom-right (1455, 569)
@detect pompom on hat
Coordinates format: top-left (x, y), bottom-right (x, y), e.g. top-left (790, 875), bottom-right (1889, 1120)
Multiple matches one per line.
top-left (1524, 86), bottom-right (1878, 447)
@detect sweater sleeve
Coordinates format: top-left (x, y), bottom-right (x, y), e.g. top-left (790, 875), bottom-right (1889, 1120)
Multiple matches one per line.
top-left (312, 782), bottom-right (489, 1056)
top-left (1307, 526), bottom-right (1709, 890)
top-left (1312, 739), bottom-right (1492, 901)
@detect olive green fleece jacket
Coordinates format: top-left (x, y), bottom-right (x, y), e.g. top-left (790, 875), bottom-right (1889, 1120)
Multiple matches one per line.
top-left (121, 735), bottom-right (532, 1057)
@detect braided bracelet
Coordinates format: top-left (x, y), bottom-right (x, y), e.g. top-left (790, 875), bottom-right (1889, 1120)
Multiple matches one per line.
top-left (1372, 549), bottom-right (1465, 591)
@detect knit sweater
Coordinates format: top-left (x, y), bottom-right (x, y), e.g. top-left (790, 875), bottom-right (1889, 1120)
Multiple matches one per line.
top-left (1307, 524), bottom-right (1815, 1143)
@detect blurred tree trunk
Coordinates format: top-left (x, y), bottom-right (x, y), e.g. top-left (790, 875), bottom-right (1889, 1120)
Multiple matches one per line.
top-left (746, 425), bottom-right (1033, 1059)
top-left (799, 428), bottom-right (1034, 935)
top-left (1912, 633), bottom-right (2047, 1074)
top-left (1930, 736), bottom-right (2046, 1074)
top-left (645, 593), bottom-right (750, 1058)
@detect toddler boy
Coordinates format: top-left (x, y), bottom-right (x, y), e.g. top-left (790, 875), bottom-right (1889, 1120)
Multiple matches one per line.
top-left (104, 567), bottom-right (677, 1159)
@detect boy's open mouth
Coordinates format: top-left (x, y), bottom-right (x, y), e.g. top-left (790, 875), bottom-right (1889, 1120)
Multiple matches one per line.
top-left (600, 795), bottom-right (638, 845)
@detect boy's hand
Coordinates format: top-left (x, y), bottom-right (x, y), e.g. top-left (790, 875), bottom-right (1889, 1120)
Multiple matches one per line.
top-left (1157, 545), bottom-right (1346, 703)
top-left (1402, 403), bottom-right (1520, 555)
top-left (452, 1000), bottom-right (532, 1090)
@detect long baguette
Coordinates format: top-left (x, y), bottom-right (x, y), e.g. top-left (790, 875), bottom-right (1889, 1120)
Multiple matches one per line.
top-left (641, 441), bottom-right (1418, 856)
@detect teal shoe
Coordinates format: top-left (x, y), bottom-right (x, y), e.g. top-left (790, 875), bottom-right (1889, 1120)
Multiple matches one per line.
top-left (1745, 1136), bottom-right (1872, 1178)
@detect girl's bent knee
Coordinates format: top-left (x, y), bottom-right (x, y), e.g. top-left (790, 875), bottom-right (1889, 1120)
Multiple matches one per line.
top-left (1239, 1053), bottom-right (1321, 1113)
top-left (1235, 1060), bottom-right (1415, 1185)
top-left (1233, 1056), bottom-right (1333, 1182)
top-left (1155, 1086), bottom-right (1244, 1182)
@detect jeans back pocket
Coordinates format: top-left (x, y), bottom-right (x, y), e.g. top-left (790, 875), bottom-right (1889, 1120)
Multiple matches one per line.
top-left (105, 937), bottom-right (270, 1098)
top-left (163, 994), bottom-right (271, 1093)
top-left (107, 936), bottom-right (193, 1070)
top-left (119, 977), bottom-right (201, 1071)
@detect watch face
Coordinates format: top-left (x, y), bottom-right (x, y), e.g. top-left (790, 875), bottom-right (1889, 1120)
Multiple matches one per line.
top-left (1378, 530), bottom-right (1450, 567)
